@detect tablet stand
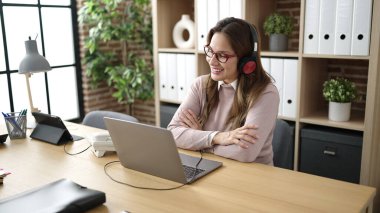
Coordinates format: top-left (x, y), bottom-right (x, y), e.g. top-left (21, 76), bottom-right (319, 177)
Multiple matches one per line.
top-left (30, 124), bottom-right (72, 145)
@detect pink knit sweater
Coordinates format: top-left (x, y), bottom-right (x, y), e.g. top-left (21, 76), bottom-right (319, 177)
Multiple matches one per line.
top-left (168, 75), bottom-right (279, 164)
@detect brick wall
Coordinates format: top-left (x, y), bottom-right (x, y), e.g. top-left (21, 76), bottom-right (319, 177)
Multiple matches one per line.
top-left (327, 59), bottom-right (368, 112)
top-left (276, 0), bottom-right (300, 51)
top-left (77, 0), bottom-right (156, 125)
top-left (277, 0), bottom-right (367, 112)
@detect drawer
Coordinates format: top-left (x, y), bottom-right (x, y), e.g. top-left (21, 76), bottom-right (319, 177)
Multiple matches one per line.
top-left (300, 125), bottom-right (363, 183)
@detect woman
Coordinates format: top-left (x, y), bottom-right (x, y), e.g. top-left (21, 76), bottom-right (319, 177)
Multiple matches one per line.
top-left (167, 17), bottom-right (279, 164)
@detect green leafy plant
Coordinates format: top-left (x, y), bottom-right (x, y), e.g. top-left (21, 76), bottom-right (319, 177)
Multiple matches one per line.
top-left (323, 77), bottom-right (357, 103)
top-left (263, 13), bottom-right (294, 36)
top-left (78, 0), bottom-right (153, 110)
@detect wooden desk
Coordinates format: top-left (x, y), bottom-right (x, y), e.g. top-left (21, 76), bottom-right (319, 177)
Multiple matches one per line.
top-left (0, 122), bottom-right (376, 212)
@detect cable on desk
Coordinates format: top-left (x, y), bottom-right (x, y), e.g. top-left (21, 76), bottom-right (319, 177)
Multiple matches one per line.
top-left (63, 142), bottom-right (92, 156)
top-left (104, 150), bottom-right (204, 190)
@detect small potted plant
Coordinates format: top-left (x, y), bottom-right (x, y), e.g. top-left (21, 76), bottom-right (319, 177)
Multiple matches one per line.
top-left (323, 77), bottom-right (357, 122)
top-left (263, 13), bottom-right (294, 51)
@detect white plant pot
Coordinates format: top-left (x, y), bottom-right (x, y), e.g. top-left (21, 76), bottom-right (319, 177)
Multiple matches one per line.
top-left (328, 102), bottom-right (351, 122)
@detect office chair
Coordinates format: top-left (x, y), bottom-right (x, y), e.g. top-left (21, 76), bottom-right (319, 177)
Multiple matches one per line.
top-left (82, 110), bottom-right (138, 130)
top-left (272, 119), bottom-right (294, 170)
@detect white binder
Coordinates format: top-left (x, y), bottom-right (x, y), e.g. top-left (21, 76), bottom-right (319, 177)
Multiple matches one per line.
top-left (166, 53), bottom-right (178, 101)
top-left (176, 54), bottom-right (187, 102)
top-left (229, 0), bottom-right (242, 18)
top-left (282, 59), bottom-right (298, 118)
top-left (261, 57), bottom-right (271, 74)
top-left (158, 53), bottom-right (169, 100)
top-left (334, 0), bottom-right (354, 55)
top-left (303, 0), bottom-right (321, 54)
top-left (196, 0), bottom-right (208, 51)
top-left (351, 0), bottom-right (373, 56)
top-left (185, 54), bottom-right (197, 99)
top-left (270, 58), bottom-right (284, 116)
top-left (318, 0), bottom-right (337, 55)
top-left (219, 0), bottom-right (230, 20)
top-left (207, 0), bottom-right (219, 36)
top-left (219, 0), bottom-right (242, 20)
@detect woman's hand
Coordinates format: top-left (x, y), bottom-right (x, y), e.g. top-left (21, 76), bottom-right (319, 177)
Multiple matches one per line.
top-left (212, 124), bottom-right (258, 148)
top-left (178, 109), bottom-right (202, 130)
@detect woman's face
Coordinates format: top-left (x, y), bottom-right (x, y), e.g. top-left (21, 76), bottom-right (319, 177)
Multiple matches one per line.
top-left (206, 32), bottom-right (239, 84)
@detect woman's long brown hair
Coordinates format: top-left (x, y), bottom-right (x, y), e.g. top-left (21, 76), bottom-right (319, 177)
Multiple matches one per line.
top-left (199, 17), bottom-right (272, 130)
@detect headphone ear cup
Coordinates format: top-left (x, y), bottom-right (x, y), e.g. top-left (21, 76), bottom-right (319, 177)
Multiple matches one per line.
top-left (238, 56), bottom-right (257, 75)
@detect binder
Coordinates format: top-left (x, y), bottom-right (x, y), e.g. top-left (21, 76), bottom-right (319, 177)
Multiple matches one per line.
top-left (219, 0), bottom-right (242, 20)
top-left (229, 0), bottom-right (242, 18)
top-left (158, 53), bottom-right (169, 100)
top-left (303, 0), bottom-right (321, 54)
top-left (351, 0), bottom-right (373, 56)
top-left (334, 0), bottom-right (354, 55)
top-left (166, 53), bottom-right (178, 101)
top-left (318, 0), bottom-right (337, 55)
top-left (282, 59), bottom-right (298, 118)
top-left (261, 57), bottom-right (271, 74)
top-left (185, 54), bottom-right (196, 97)
top-left (270, 58), bottom-right (284, 116)
top-left (207, 0), bottom-right (219, 37)
top-left (219, 0), bottom-right (230, 20)
top-left (196, 0), bottom-right (208, 51)
top-left (176, 54), bottom-right (187, 102)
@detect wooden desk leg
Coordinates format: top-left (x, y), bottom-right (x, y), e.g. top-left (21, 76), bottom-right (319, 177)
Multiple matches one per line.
top-left (363, 201), bottom-right (373, 213)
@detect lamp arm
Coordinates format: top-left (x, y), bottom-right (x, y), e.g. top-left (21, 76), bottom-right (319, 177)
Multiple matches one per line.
top-left (24, 73), bottom-right (39, 113)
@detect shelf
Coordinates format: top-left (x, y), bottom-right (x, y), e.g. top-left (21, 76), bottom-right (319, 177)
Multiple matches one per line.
top-left (160, 99), bottom-right (181, 105)
top-left (278, 115), bottom-right (296, 122)
top-left (261, 51), bottom-right (300, 58)
top-left (158, 48), bottom-right (196, 54)
top-left (300, 110), bottom-right (364, 131)
top-left (302, 53), bottom-right (370, 60)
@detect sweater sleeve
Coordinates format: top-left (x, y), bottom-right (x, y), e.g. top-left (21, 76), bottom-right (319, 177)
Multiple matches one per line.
top-left (167, 76), bottom-right (214, 150)
top-left (213, 84), bottom-right (280, 163)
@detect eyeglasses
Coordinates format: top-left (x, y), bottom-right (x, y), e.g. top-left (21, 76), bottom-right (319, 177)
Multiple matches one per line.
top-left (204, 45), bottom-right (236, 63)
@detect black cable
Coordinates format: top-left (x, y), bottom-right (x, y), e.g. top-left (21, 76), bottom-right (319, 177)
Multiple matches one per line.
top-left (63, 142), bottom-right (92, 156)
top-left (104, 150), bottom-right (204, 190)
top-left (189, 150), bottom-right (204, 183)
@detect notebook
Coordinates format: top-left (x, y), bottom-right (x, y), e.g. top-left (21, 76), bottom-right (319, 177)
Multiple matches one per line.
top-left (104, 117), bottom-right (222, 184)
top-left (30, 112), bottom-right (83, 145)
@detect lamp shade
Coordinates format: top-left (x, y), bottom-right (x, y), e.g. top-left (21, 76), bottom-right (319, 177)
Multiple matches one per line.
top-left (18, 38), bottom-right (51, 74)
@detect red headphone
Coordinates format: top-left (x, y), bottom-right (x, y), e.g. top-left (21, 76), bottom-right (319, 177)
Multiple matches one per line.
top-left (238, 22), bottom-right (258, 75)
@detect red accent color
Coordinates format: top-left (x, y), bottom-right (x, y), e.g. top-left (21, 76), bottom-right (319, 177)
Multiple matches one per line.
top-left (243, 61), bottom-right (256, 74)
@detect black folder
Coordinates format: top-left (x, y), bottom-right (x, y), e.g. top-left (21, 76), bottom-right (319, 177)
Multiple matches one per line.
top-left (30, 112), bottom-right (83, 145)
top-left (0, 179), bottom-right (106, 213)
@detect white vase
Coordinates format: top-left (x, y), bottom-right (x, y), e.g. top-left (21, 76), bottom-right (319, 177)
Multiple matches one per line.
top-left (328, 102), bottom-right (351, 122)
top-left (172, 14), bottom-right (195, 49)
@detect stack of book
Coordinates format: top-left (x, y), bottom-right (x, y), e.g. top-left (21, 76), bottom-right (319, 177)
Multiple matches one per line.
top-left (0, 169), bottom-right (10, 184)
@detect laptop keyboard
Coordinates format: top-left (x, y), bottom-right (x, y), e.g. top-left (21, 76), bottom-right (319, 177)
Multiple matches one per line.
top-left (183, 165), bottom-right (205, 179)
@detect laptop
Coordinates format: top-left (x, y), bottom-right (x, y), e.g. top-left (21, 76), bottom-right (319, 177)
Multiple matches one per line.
top-left (30, 112), bottom-right (83, 145)
top-left (104, 117), bottom-right (222, 184)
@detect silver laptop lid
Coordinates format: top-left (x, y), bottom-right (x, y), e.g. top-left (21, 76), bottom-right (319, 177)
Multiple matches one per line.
top-left (104, 117), bottom-right (188, 183)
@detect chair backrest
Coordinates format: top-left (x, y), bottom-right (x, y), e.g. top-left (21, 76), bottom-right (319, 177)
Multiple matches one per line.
top-left (82, 110), bottom-right (138, 130)
top-left (272, 119), bottom-right (294, 170)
